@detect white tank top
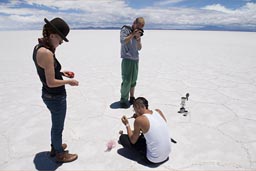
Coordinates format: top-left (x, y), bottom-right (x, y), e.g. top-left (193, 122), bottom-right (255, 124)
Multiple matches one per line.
top-left (143, 110), bottom-right (171, 163)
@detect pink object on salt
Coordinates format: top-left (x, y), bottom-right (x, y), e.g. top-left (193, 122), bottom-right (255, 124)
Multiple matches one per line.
top-left (106, 140), bottom-right (116, 150)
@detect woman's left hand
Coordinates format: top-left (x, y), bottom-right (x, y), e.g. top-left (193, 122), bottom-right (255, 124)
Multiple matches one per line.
top-left (62, 71), bottom-right (75, 78)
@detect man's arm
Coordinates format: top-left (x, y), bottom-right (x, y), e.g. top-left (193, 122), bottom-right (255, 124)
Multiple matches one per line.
top-left (121, 28), bottom-right (142, 46)
top-left (120, 27), bottom-right (133, 44)
top-left (121, 115), bottom-right (142, 144)
top-left (127, 118), bottom-right (142, 144)
top-left (124, 33), bottom-right (135, 44)
top-left (156, 109), bottom-right (167, 122)
top-left (136, 37), bottom-right (142, 50)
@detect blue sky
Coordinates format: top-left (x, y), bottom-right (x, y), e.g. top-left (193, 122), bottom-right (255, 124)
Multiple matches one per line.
top-left (0, 0), bottom-right (256, 31)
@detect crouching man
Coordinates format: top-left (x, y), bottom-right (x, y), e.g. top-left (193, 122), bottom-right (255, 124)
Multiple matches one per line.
top-left (119, 97), bottom-right (171, 165)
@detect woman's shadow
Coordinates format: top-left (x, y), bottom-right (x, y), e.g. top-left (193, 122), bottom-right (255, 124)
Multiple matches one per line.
top-left (33, 151), bottom-right (62, 171)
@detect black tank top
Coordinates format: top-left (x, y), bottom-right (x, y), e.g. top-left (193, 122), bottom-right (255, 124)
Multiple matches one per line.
top-left (32, 44), bottom-right (66, 95)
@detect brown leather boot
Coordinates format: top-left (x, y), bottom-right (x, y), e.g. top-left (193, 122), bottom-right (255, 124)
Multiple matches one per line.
top-left (50, 144), bottom-right (67, 157)
top-left (56, 151), bottom-right (78, 163)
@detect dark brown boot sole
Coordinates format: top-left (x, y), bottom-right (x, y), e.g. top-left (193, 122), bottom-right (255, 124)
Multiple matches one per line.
top-left (50, 143), bottom-right (67, 157)
top-left (56, 153), bottom-right (78, 163)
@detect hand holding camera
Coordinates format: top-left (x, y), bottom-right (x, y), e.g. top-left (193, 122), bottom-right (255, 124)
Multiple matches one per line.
top-left (133, 28), bottom-right (144, 40)
top-left (136, 28), bottom-right (144, 36)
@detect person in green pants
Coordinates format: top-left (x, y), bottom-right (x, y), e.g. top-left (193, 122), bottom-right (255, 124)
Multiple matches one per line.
top-left (119, 17), bottom-right (145, 108)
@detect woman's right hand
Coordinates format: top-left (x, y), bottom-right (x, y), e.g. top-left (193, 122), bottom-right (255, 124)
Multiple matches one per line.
top-left (68, 79), bottom-right (79, 86)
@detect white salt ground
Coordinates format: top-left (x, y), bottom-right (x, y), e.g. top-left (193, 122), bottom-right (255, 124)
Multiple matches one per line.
top-left (0, 30), bottom-right (256, 170)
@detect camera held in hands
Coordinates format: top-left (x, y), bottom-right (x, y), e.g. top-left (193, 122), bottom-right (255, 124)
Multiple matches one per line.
top-left (137, 28), bottom-right (144, 36)
top-left (138, 28), bottom-right (144, 36)
top-left (133, 28), bottom-right (144, 37)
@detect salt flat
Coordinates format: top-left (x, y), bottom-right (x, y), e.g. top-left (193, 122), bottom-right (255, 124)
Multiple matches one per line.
top-left (0, 30), bottom-right (256, 170)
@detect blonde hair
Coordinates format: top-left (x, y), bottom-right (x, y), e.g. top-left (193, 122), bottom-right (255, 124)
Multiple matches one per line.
top-left (135, 17), bottom-right (145, 26)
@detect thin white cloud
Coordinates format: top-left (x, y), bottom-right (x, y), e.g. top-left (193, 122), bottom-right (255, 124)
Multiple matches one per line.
top-left (23, 0), bottom-right (136, 28)
top-left (203, 4), bottom-right (235, 14)
top-left (153, 0), bottom-right (186, 6)
top-left (202, 2), bottom-right (256, 26)
top-left (242, 2), bottom-right (256, 11)
top-left (26, 0), bottom-right (130, 13)
top-left (203, 2), bottom-right (256, 14)
top-left (0, 5), bottom-right (47, 16)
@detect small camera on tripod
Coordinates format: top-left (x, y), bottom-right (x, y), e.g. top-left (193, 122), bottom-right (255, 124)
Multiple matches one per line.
top-left (178, 93), bottom-right (189, 116)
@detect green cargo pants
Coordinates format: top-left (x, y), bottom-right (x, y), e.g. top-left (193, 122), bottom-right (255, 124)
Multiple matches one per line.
top-left (120, 59), bottom-right (139, 102)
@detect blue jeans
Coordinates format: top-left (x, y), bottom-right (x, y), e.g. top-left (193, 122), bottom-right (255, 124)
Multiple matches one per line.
top-left (42, 93), bottom-right (67, 153)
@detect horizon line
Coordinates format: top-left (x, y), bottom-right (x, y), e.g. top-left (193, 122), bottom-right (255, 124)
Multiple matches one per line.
top-left (1, 27), bottom-right (255, 32)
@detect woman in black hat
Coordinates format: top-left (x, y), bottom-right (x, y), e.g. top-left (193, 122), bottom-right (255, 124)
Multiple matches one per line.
top-left (32, 17), bottom-right (78, 163)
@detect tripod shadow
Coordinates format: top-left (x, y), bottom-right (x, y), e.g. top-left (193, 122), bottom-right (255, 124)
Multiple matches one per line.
top-left (117, 148), bottom-right (167, 168)
top-left (33, 151), bottom-right (62, 171)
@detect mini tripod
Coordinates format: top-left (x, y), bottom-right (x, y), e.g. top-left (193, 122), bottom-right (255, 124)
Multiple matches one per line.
top-left (178, 93), bottom-right (189, 114)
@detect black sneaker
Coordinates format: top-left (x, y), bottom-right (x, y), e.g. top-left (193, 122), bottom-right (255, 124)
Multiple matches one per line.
top-left (120, 101), bottom-right (130, 109)
top-left (129, 97), bottom-right (135, 105)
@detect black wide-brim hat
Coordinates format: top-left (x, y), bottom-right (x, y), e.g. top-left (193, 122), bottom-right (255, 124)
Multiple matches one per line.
top-left (44, 17), bottom-right (70, 42)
